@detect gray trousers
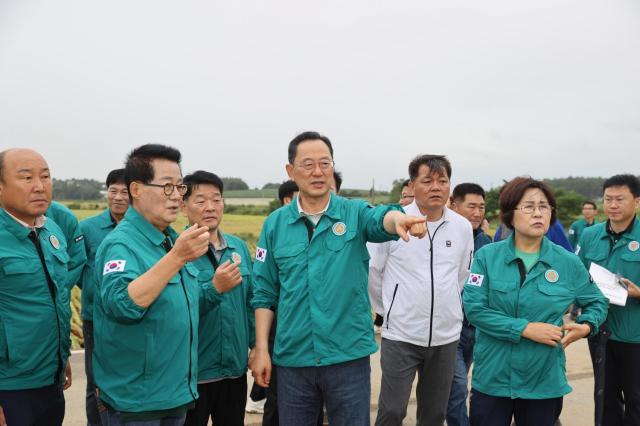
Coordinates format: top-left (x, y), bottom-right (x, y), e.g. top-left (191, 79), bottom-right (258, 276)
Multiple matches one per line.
top-left (375, 338), bottom-right (458, 426)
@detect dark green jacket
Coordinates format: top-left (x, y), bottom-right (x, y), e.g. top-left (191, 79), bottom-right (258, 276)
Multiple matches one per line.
top-left (79, 208), bottom-right (118, 320)
top-left (93, 208), bottom-right (221, 412)
top-left (463, 235), bottom-right (608, 399)
top-left (251, 193), bottom-right (401, 367)
top-left (568, 218), bottom-right (597, 250)
top-left (0, 208), bottom-right (72, 390)
top-left (577, 217), bottom-right (640, 343)
top-left (46, 201), bottom-right (87, 289)
top-left (192, 233), bottom-right (255, 381)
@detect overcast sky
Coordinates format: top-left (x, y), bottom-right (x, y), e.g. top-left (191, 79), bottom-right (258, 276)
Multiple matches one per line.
top-left (1, 0), bottom-right (639, 191)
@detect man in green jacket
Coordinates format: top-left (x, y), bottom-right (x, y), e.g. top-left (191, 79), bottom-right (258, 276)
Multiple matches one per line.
top-left (568, 200), bottom-right (598, 250)
top-left (93, 144), bottom-right (219, 425)
top-left (181, 170), bottom-right (252, 426)
top-left (0, 148), bottom-right (72, 426)
top-left (78, 168), bottom-right (128, 425)
top-left (250, 131), bottom-right (427, 426)
top-left (577, 174), bottom-right (640, 425)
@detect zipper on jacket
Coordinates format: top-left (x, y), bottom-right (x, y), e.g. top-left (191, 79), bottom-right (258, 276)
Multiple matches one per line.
top-left (427, 221), bottom-right (446, 347)
top-left (180, 278), bottom-right (197, 402)
top-left (28, 230), bottom-right (63, 384)
top-left (386, 284), bottom-right (399, 329)
top-left (164, 235), bottom-right (197, 403)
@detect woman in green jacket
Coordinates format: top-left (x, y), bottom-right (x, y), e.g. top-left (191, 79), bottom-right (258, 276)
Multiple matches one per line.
top-left (463, 177), bottom-right (608, 426)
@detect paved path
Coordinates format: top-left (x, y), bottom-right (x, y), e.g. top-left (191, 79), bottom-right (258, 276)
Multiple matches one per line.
top-left (62, 336), bottom-right (594, 425)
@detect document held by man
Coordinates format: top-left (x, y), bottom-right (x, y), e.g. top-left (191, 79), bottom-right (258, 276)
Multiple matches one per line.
top-left (589, 262), bottom-right (628, 307)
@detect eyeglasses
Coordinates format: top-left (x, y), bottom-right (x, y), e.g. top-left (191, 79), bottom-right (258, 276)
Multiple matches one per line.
top-left (141, 182), bottom-right (188, 196)
top-left (515, 204), bottom-right (553, 215)
top-left (294, 160), bottom-right (335, 172)
top-left (401, 195), bottom-right (415, 200)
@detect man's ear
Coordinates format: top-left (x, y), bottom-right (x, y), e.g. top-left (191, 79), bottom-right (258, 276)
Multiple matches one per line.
top-left (285, 163), bottom-right (294, 180)
top-left (129, 181), bottom-right (142, 200)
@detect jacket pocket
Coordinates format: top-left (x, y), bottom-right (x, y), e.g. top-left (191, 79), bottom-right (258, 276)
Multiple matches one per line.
top-left (488, 280), bottom-right (518, 313)
top-left (324, 231), bottom-right (357, 252)
top-left (385, 284), bottom-right (399, 329)
top-left (273, 243), bottom-right (307, 281)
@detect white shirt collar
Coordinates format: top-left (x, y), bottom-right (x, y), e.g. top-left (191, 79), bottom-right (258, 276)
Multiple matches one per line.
top-left (5, 210), bottom-right (47, 229)
top-left (297, 195), bottom-right (331, 217)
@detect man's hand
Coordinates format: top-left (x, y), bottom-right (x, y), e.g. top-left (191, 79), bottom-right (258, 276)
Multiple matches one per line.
top-left (621, 278), bottom-right (640, 299)
top-left (170, 224), bottom-right (210, 264)
top-left (249, 347), bottom-right (272, 388)
top-left (561, 323), bottom-right (591, 349)
top-left (213, 260), bottom-right (243, 293)
top-left (384, 211), bottom-right (427, 242)
top-left (522, 322), bottom-right (563, 347)
top-left (0, 405), bottom-right (6, 426)
top-left (63, 361), bottom-right (72, 390)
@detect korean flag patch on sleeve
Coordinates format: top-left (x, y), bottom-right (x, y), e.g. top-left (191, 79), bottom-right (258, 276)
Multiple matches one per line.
top-left (466, 273), bottom-right (484, 287)
top-left (103, 260), bottom-right (126, 275)
top-left (255, 247), bottom-right (267, 263)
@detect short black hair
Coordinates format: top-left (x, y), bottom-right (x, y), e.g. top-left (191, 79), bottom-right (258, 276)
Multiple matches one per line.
top-left (603, 174), bottom-right (640, 197)
top-left (583, 200), bottom-right (597, 209)
top-left (183, 170), bottom-right (224, 200)
top-left (499, 177), bottom-right (557, 230)
top-left (125, 144), bottom-right (181, 203)
top-left (106, 169), bottom-right (126, 188)
top-left (333, 170), bottom-right (343, 192)
top-left (278, 180), bottom-right (298, 206)
top-left (401, 179), bottom-right (410, 189)
top-left (408, 155), bottom-right (452, 181)
top-left (451, 183), bottom-right (486, 204)
top-left (288, 131), bottom-right (333, 164)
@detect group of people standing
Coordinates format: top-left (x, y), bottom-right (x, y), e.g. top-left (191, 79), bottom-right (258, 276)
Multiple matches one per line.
top-left (0, 131), bottom-right (638, 426)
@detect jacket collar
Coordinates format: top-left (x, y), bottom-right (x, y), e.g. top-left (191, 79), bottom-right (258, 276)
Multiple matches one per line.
top-left (0, 208), bottom-right (50, 240)
top-left (503, 232), bottom-right (554, 268)
top-left (405, 201), bottom-right (450, 223)
top-left (287, 192), bottom-right (342, 224)
top-left (99, 208), bottom-right (119, 229)
top-left (125, 207), bottom-right (176, 246)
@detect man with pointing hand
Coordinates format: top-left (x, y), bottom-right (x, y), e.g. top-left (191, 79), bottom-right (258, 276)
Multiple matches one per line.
top-left (250, 131), bottom-right (426, 426)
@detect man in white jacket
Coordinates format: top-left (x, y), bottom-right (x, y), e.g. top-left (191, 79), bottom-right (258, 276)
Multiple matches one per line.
top-left (369, 155), bottom-right (474, 426)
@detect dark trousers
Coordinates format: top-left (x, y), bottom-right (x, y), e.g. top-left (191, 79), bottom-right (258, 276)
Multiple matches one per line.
top-left (278, 356), bottom-right (370, 426)
top-left (446, 323), bottom-right (476, 426)
top-left (184, 375), bottom-right (247, 426)
top-left (0, 383), bottom-right (65, 426)
top-left (589, 338), bottom-right (640, 426)
top-left (84, 320), bottom-right (102, 425)
top-left (262, 366), bottom-right (279, 426)
top-left (469, 389), bottom-right (562, 426)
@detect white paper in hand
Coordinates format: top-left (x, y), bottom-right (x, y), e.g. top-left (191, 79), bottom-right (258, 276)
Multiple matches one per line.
top-left (589, 263), bottom-right (627, 306)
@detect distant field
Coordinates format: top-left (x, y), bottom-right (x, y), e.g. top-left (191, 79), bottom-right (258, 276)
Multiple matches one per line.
top-left (70, 208), bottom-right (265, 239)
top-left (225, 197), bottom-right (272, 206)
top-left (224, 189), bottom-right (277, 198)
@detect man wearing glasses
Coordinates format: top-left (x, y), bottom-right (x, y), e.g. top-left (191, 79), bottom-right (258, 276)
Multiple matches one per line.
top-left (92, 144), bottom-right (217, 425)
top-left (577, 174), bottom-right (640, 425)
top-left (250, 131), bottom-right (427, 426)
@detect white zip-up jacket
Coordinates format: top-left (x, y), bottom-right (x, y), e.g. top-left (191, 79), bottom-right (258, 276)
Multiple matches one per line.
top-left (368, 203), bottom-right (474, 347)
